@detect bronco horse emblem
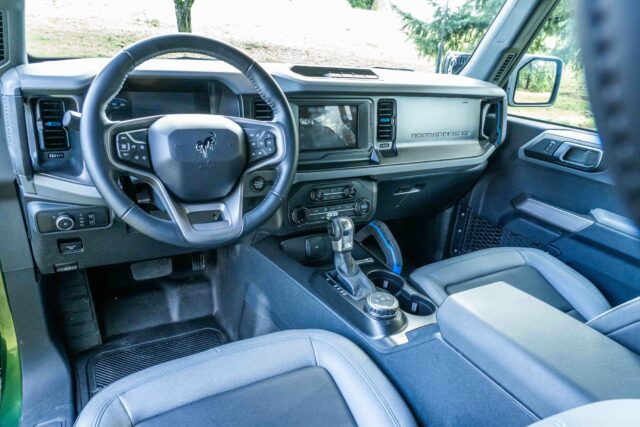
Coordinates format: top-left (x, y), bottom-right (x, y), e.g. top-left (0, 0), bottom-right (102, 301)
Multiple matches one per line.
top-left (195, 132), bottom-right (217, 159)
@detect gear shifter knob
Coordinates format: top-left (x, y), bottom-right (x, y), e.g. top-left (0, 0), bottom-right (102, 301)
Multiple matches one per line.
top-left (328, 216), bottom-right (374, 300)
top-left (328, 217), bottom-right (354, 253)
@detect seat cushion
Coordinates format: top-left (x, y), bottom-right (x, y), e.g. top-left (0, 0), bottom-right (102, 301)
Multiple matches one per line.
top-left (75, 329), bottom-right (416, 427)
top-left (410, 247), bottom-right (611, 321)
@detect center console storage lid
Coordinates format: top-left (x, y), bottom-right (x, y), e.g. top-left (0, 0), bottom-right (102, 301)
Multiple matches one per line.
top-left (438, 282), bottom-right (640, 418)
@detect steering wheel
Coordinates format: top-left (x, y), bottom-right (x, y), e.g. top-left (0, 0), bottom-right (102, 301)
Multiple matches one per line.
top-left (80, 34), bottom-right (298, 247)
top-left (577, 0), bottom-right (640, 224)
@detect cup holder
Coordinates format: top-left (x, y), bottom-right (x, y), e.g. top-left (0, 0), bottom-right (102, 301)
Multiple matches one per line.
top-left (367, 269), bottom-right (405, 295)
top-left (404, 294), bottom-right (436, 316)
top-left (367, 269), bottom-right (436, 317)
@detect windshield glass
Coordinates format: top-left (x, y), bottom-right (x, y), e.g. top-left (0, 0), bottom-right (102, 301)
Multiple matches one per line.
top-left (26, 0), bottom-right (506, 73)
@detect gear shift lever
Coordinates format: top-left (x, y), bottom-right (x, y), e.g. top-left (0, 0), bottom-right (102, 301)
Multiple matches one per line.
top-left (328, 217), bottom-right (375, 300)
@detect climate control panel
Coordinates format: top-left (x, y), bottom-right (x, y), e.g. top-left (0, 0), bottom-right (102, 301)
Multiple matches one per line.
top-left (288, 180), bottom-right (376, 227)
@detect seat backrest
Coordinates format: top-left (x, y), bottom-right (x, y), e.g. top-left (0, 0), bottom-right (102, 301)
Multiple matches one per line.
top-left (588, 297), bottom-right (640, 355)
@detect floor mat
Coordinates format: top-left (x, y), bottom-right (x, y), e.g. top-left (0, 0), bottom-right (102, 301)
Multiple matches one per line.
top-left (75, 318), bottom-right (226, 409)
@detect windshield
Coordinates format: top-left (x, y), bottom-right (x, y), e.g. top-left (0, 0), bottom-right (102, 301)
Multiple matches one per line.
top-left (26, 0), bottom-right (506, 73)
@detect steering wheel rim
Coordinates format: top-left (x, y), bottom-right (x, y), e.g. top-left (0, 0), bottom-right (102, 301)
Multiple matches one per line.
top-left (577, 0), bottom-right (640, 224)
top-left (80, 34), bottom-right (298, 247)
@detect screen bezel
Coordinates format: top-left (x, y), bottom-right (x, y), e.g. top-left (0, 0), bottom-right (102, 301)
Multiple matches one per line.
top-left (291, 98), bottom-right (373, 165)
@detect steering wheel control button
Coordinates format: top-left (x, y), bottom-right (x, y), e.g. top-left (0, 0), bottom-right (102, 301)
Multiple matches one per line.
top-left (55, 214), bottom-right (75, 231)
top-left (250, 176), bottom-right (267, 192)
top-left (247, 129), bottom-right (276, 163)
top-left (365, 291), bottom-right (400, 320)
top-left (116, 130), bottom-right (151, 169)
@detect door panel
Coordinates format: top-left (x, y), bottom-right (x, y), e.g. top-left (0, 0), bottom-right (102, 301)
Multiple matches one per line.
top-left (455, 116), bottom-right (640, 306)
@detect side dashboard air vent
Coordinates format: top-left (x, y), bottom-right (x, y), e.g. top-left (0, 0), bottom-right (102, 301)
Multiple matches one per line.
top-left (492, 52), bottom-right (516, 84)
top-left (0, 11), bottom-right (5, 63)
top-left (376, 99), bottom-right (396, 142)
top-left (252, 99), bottom-right (274, 121)
top-left (36, 98), bottom-right (70, 150)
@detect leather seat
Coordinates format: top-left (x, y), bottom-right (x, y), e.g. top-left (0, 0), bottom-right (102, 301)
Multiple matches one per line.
top-left (410, 247), bottom-right (610, 321)
top-left (75, 329), bottom-right (416, 427)
top-left (410, 247), bottom-right (640, 354)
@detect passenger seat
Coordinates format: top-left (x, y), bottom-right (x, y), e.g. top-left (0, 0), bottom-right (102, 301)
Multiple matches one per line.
top-left (410, 247), bottom-right (640, 353)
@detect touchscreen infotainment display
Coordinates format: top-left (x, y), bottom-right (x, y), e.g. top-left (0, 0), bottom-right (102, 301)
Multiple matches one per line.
top-left (299, 105), bottom-right (358, 151)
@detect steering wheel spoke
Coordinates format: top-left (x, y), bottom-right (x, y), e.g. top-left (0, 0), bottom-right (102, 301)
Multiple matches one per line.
top-left (149, 178), bottom-right (245, 246)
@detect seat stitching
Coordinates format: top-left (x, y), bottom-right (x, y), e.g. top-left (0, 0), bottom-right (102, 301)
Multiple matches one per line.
top-left (311, 337), bottom-right (401, 427)
top-left (587, 298), bottom-right (640, 326)
top-left (606, 318), bottom-right (640, 335)
top-left (309, 336), bottom-right (319, 367)
top-left (117, 395), bottom-right (134, 427)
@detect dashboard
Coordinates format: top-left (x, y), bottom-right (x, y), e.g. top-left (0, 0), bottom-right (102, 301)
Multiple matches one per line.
top-left (1, 59), bottom-right (506, 273)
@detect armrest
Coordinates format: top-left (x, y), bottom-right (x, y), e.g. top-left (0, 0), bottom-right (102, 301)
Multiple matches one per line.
top-left (437, 283), bottom-right (640, 418)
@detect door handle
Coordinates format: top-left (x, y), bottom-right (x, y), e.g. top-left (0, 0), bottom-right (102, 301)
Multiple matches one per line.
top-left (553, 141), bottom-right (603, 171)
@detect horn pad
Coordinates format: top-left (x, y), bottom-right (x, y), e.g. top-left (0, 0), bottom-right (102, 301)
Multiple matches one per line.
top-left (148, 115), bottom-right (247, 202)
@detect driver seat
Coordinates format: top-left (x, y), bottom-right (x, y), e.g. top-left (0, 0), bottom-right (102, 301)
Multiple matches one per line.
top-left (74, 330), bottom-right (416, 427)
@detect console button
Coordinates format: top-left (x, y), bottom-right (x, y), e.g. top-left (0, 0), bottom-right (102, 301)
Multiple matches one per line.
top-left (58, 239), bottom-right (83, 253)
top-left (365, 291), bottom-right (400, 319)
top-left (54, 262), bottom-right (79, 273)
top-left (354, 198), bottom-right (372, 216)
top-left (250, 176), bottom-right (266, 192)
top-left (55, 214), bottom-right (75, 231)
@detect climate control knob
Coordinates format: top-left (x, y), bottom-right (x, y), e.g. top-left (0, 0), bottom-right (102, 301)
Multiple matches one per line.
top-left (343, 185), bottom-right (357, 199)
top-left (291, 206), bottom-right (310, 225)
top-left (55, 214), bottom-right (75, 231)
top-left (354, 198), bottom-right (372, 216)
top-left (310, 189), bottom-right (325, 202)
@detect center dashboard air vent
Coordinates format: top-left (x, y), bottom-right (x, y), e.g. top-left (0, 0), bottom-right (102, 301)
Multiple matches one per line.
top-left (36, 98), bottom-right (69, 151)
top-left (252, 98), bottom-right (274, 121)
top-left (376, 99), bottom-right (396, 143)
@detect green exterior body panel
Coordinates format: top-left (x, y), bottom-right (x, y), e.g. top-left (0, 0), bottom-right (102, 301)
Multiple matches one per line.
top-left (0, 266), bottom-right (22, 427)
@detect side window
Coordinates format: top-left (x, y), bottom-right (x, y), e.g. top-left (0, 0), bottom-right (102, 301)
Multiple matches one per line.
top-left (508, 0), bottom-right (595, 130)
